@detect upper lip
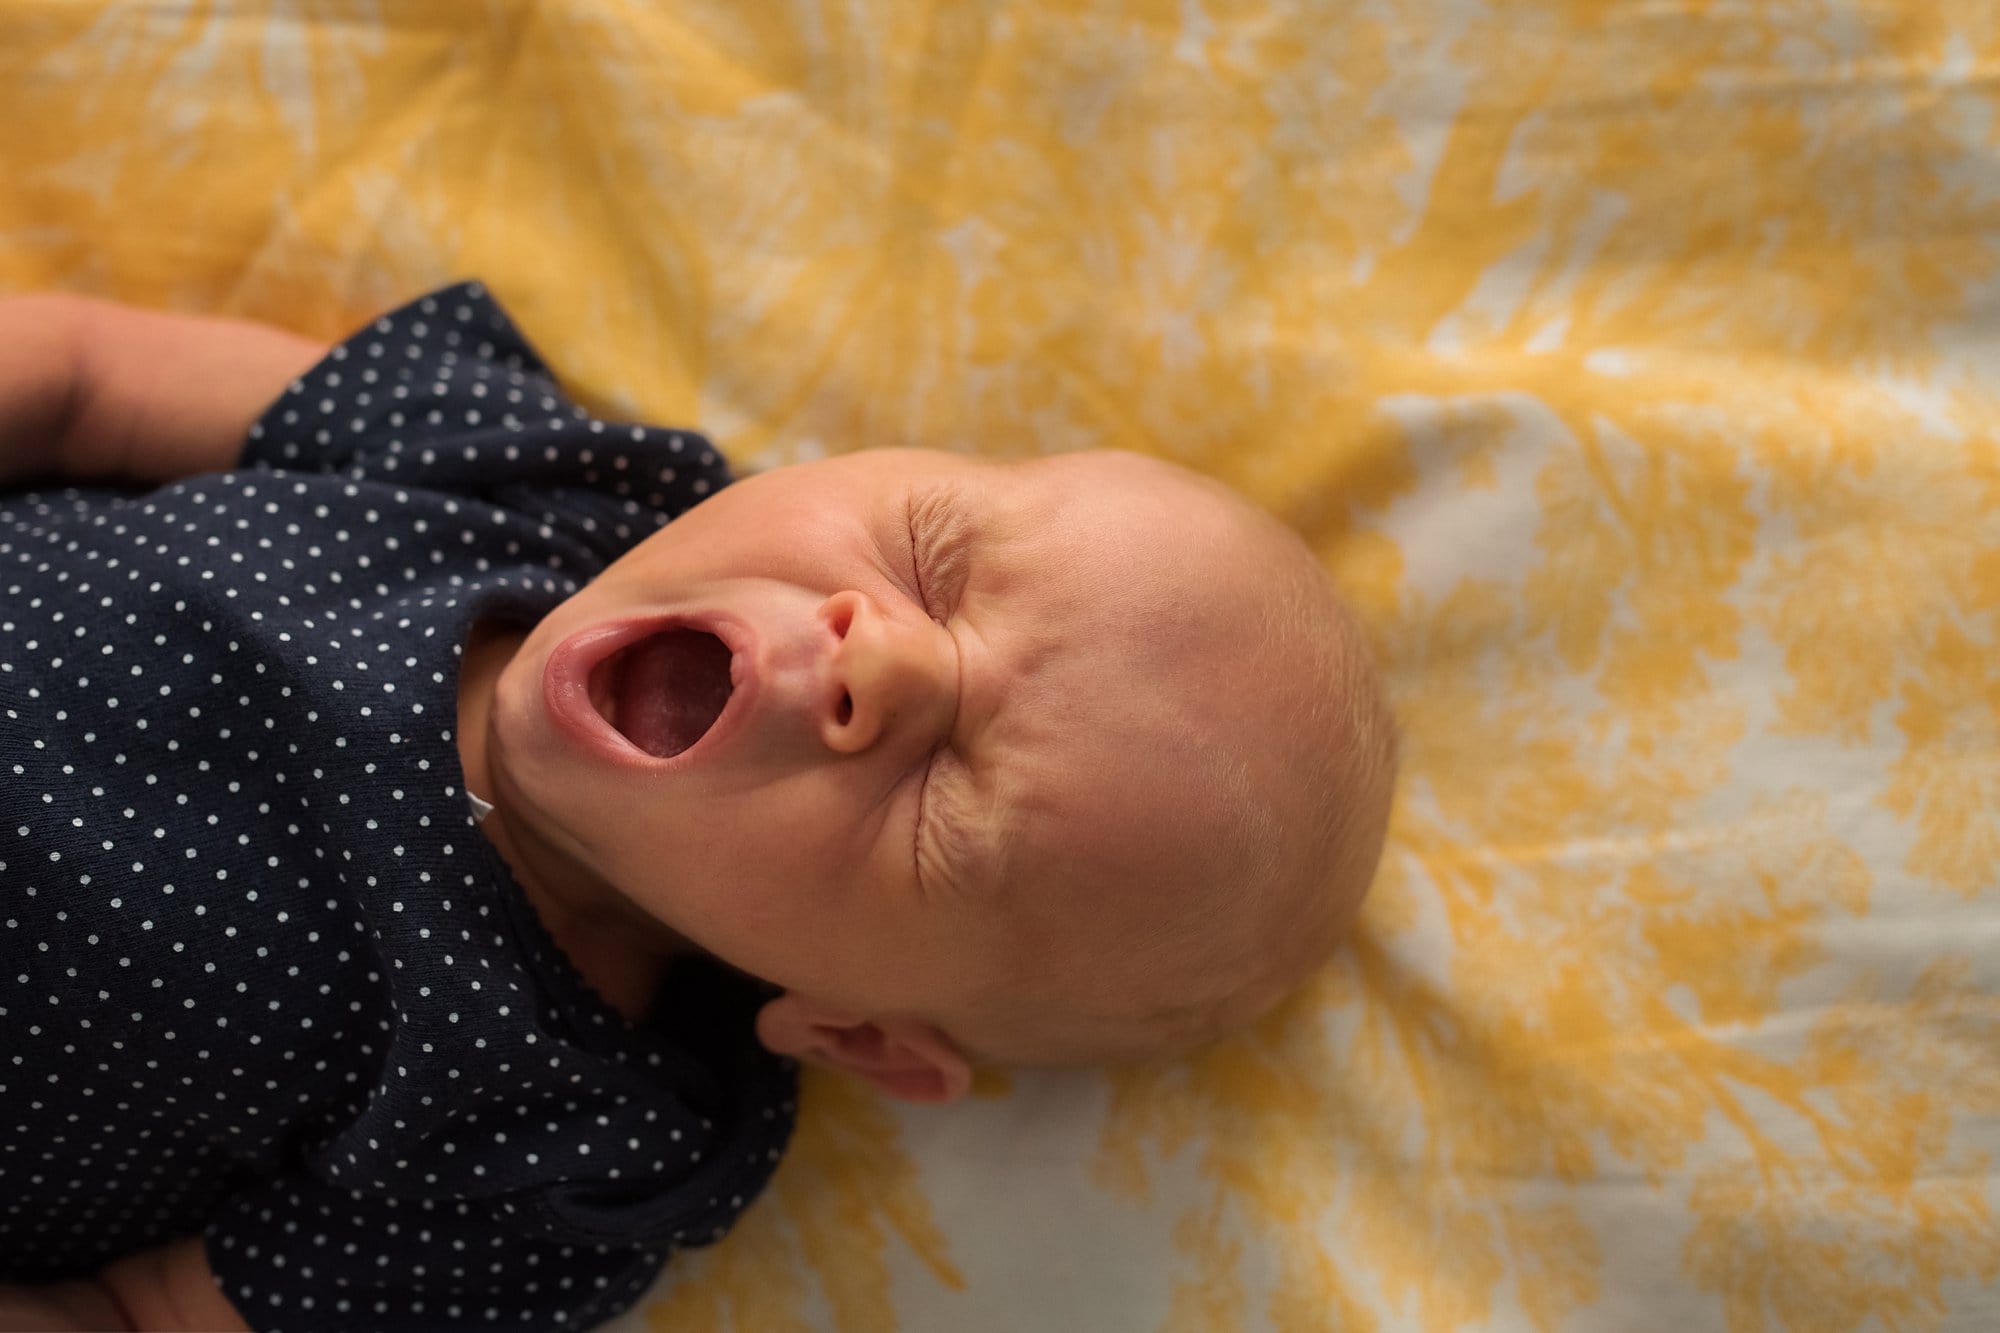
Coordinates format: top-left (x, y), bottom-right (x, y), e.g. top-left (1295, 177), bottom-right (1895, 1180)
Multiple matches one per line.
top-left (545, 612), bottom-right (754, 768)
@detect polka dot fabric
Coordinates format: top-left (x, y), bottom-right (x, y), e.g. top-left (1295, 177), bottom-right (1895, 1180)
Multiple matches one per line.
top-left (0, 282), bottom-right (797, 1330)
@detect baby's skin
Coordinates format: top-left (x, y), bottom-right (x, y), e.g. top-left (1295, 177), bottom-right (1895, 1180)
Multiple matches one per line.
top-left (0, 292), bottom-right (1397, 1331)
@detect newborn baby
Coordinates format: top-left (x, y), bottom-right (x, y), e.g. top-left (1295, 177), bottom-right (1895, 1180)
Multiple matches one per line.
top-left (0, 284), bottom-right (1397, 1332)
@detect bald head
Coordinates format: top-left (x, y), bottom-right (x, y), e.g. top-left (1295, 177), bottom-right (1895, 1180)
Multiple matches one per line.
top-left (585, 443), bottom-right (1399, 1092)
top-left (936, 451), bottom-right (1398, 1067)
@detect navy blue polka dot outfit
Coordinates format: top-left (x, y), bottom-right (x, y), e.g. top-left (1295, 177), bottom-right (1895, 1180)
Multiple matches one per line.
top-left (0, 283), bottom-right (798, 1330)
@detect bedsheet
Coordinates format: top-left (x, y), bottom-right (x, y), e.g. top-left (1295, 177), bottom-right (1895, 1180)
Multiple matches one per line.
top-left (3, 2), bottom-right (1996, 1329)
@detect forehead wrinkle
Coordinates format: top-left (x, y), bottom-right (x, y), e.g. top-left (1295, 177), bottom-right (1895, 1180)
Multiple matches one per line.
top-left (944, 451), bottom-right (1236, 908)
top-left (935, 638), bottom-right (1103, 916)
top-left (941, 463), bottom-right (1078, 861)
top-left (955, 629), bottom-right (1172, 931)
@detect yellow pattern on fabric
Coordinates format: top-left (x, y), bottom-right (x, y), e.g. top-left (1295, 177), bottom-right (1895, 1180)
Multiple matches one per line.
top-left (646, 1075), bottom-right (961, 1331)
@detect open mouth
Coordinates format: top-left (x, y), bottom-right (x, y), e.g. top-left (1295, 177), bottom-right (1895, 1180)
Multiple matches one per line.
top-left (587, 627), bottom-right (734, 759)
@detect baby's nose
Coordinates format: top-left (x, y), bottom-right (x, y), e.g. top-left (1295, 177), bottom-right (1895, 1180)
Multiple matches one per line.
top-left (816, 590), bottom-right (956, 756)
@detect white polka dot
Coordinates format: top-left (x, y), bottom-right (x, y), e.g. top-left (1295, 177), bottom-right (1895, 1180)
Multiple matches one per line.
top-left (0, 282), bottom-right (784, 1307)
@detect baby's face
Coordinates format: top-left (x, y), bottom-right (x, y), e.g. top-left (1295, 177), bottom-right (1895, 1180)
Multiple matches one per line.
top-left (486, 448), bottom-right (1275, 1029)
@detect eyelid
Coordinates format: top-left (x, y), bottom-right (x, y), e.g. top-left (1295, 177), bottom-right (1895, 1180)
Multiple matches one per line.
top-left (913, 751), bottom-right (943, 896)
top-left (904, 495), bottom-right (932, 614)
top-left (906, 482), bottom-right (970, 894)
top-left (913, 747), bottom-right (961, 899)
top-left (906, 483), bottom-right (968, 621)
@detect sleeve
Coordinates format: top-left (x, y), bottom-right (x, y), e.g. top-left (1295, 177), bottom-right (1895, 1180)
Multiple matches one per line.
top-left (238, 280), bottom-right (733, 567)
top-left (203, 1178), bottom-right (671, 1333)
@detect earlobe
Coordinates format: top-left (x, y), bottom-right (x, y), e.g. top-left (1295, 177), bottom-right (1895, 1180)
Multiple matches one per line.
top-left (755, 994), bottom-right (973, 1104)
top-left (754, 992), bottom-right (820, 1061)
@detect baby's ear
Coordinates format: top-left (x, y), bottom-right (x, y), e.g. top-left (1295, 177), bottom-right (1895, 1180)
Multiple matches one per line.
top-left (756, 994), bottom-right (972, 1104)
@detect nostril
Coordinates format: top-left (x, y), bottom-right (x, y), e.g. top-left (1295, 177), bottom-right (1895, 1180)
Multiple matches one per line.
top-left (837, 691), bottom-right (853, 726)
top-left (828, 598), bottom-right (855, 641)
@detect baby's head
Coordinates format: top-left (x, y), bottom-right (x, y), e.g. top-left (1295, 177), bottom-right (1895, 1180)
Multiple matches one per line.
top-left (487, 448), bottom-right (1396, 1100)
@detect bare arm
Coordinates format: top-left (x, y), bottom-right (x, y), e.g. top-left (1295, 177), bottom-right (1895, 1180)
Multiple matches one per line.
top-left (0, 1236), bottom-right (250, 1332)
top-left (0, 293), bottom-right (327, 488)
top-left (99, 1237), bottom-right (253, 1333)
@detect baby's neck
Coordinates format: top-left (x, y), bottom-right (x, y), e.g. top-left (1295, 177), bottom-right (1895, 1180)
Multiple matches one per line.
top-left (456, 618), bottom-right (697, 1021)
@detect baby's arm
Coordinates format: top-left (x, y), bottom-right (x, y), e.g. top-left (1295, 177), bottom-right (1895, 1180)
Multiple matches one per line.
top-left (99, 1237), bottom-right (252, 1332)
top-left (0, 1238), bottom-right (249, 1332)
top-left (0, 293), bottom-right (326, 488)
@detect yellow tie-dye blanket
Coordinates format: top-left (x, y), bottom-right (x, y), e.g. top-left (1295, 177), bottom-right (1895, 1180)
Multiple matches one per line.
top-left (6, 3), bottom-right (1997, 1329)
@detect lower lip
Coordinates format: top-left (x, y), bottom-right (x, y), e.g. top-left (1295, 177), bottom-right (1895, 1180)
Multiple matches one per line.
top-left (541, 616), bottom-right (749, 770)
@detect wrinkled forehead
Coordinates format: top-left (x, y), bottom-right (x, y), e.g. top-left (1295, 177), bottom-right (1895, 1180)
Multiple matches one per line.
top-left (961, 452), bottom-right (1285, 878)
top-left (978, 683), bottom-right (1282, 1020)
top-left (972, 449), bottom-right (1268, 635)
top-left (753, 445), bottom-right (1254, 565)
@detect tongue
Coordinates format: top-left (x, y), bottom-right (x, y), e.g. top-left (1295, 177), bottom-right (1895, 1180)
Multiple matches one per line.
top-left (613, 629), bottom-right (733, 758)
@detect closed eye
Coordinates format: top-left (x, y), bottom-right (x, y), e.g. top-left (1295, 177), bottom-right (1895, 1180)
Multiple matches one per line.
top-left (906, 482), bottom-right (970, 893)
top-left (913, 747), bottom-right (966, 898)
top-left (914, 753), bottom-right (942, 895)
top-left (906, 482), bottom-right (969, 622)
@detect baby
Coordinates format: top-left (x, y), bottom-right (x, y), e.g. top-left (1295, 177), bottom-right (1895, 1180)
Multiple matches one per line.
top-left (0, 283), bottom-right (1397, 1332)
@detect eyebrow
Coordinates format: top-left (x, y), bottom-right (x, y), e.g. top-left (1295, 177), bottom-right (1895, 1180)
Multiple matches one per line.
top-left (907, 478), bottom-right (972, 612)
top-left (909, 478), bottom-right (1022, 899)
top-left (920, 751), bottom-right (1018, 902)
